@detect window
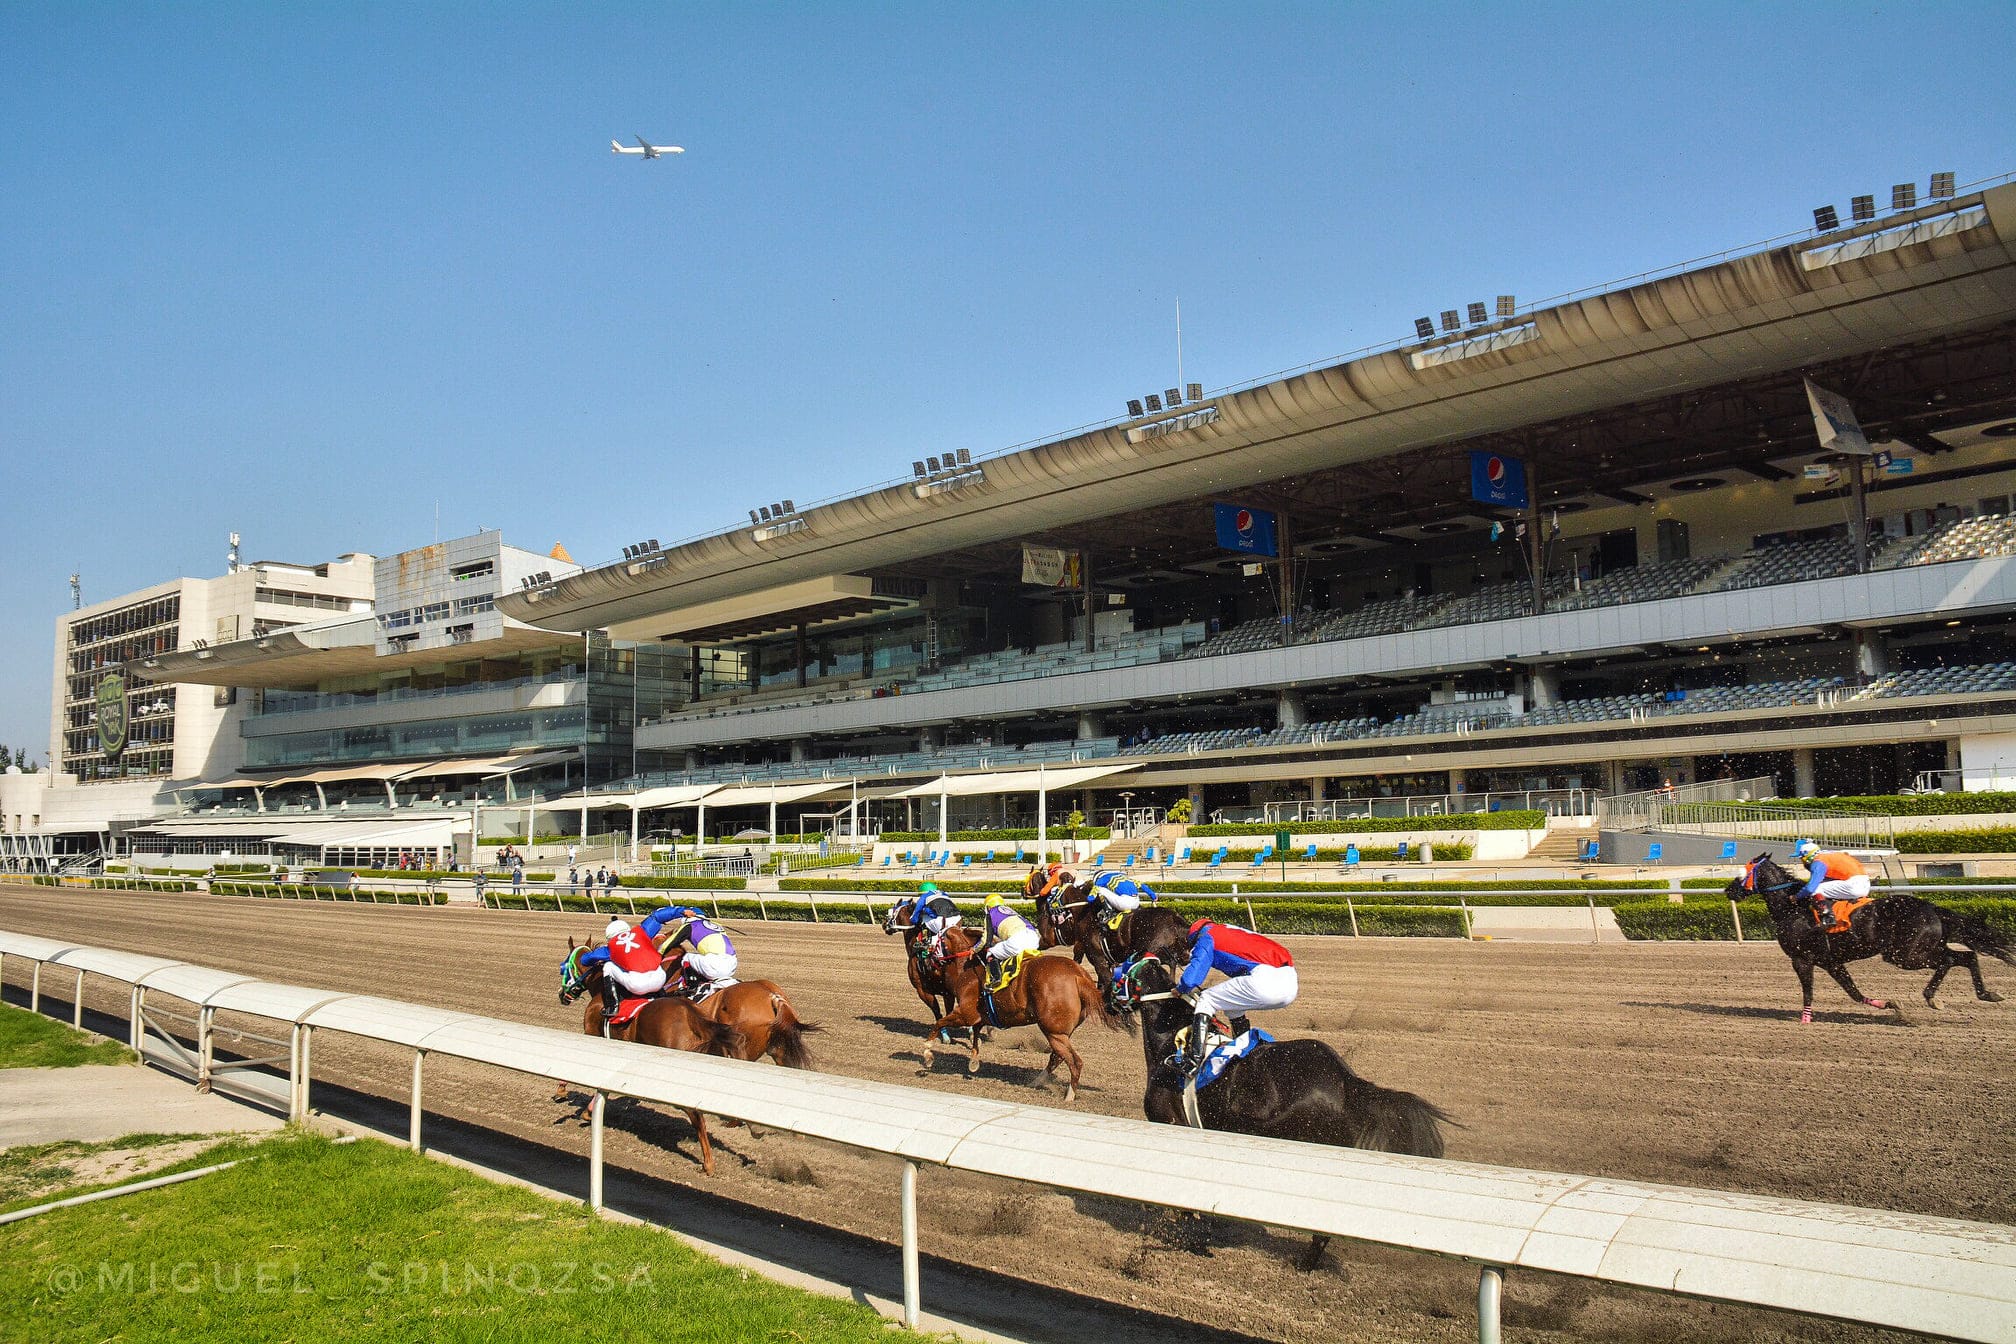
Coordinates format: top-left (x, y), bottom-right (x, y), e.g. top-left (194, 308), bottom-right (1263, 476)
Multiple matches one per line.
top-left (452, 593), bottom-right (494, 617)
top-left (451, 561), bottom-right (495, 582)
top-left (420, 602), bottom-right (450, 623)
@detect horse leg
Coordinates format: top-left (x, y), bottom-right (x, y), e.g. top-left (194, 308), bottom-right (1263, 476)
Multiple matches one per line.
top-left (1793, 959), bottom-right (1817, 1024)
top-left (1045, 1028), bottom-right (1085, 1103)
top-left (684, 1107), bottom-right (714, 1176)
top-left (1297, 1234), bottom-right (1332, 1273)
top-left (1953, 946), bottom-right (2004, 1003)
top-left (923, 997), bottom-right (977, 1071)
top-left (1821, 962), bottom-right (1887, 1012)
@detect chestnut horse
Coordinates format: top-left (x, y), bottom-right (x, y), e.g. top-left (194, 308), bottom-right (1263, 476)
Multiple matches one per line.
top-left (660, 949), bottom-right (819, 1070)
top-left (1727, 855), bottom-right (2011, 1022)
top-left (556, 941), bottom-right (746, 1175)
top-left (917, 927), bottom-right (1125, 1101)
top-left (882, 897), bottom-right (980, 1050)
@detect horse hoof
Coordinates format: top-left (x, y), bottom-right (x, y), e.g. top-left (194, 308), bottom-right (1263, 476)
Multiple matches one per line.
top-left (1981, 991), bottom-right (2005, 1003)
top-left (966, 1055), bottom-right (980, 1074)
top-left (1064, 1085), bottom-right (1076, 1103)
top-left (1864, 998), bottom-right (1889, 1010)
top-left (921, 1048), bottom-right (934, 1069)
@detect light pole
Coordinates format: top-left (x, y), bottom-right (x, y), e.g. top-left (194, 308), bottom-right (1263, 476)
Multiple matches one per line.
top-left (1119, 791), bottom-right (1135, 838)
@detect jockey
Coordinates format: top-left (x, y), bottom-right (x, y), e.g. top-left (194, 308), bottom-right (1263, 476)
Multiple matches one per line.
top-left (976, 893), bottom-right (1040, 991)
top-left (1176, 918), bottom-right (1297, 1073)
top-left (1089, 870), bottom-right (1157, 921)
top-left (1792, 839), bottom-right (1872, 923)
top-left (906, 882), bottom-right (961, 944)
top-left (577, 916), bottom-right (669, 1017)
top-left (646, 905), bottom-right (739, 994)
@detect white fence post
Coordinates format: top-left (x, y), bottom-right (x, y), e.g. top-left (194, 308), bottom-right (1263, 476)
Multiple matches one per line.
top-left (1478, 1265), bottom-right (1505, 1344)
top-left (72, 968), bottom-right (85, 1028)
top-left (901, 1159), bottom-right (921, 1329)
top-left (29, 960), bottom-right (41, 1014)
top-left (198, 1006), bottom-right (214, 1091)
top-left (410, 1050), bottom-right (425, 1152)
top-left (1347, 899), bottom-right (1360, 937)
top-left (589, 1091), bottom-right (606, 1210)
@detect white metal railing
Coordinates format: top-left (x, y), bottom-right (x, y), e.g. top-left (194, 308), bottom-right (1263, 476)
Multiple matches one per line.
top-left (1598, 777), bottom-right (1895, 849)
top-left (2, 929), bottom-right (2013, 1342)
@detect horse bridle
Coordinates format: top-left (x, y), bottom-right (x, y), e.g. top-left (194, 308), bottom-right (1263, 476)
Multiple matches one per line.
top-left (1112, 955), bottom-right (1186, 1006)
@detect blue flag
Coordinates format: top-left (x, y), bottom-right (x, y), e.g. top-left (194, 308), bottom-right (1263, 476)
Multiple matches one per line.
top-left (1470, 451), bottom-right (1529, 510)
top-left (1213, 503), bottom-right (1279, 557)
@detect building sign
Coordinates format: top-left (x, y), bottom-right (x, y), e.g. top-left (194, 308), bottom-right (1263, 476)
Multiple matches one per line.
top-left (1212, 503), bottom-right (1279, 557)
top-left (1804, 379), bottom-right (1873, 455)
top-left (1124, 405), bottom-right (1219, 444)
top-left (1020, 546), bottom-right (1081, 588)
top-left (96, 673), bottom-right (129, 760)
top-left (1469, 451), bottom-right (1529, 510)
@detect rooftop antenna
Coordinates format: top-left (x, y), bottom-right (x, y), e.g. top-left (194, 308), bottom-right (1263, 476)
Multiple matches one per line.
top-left (69, 573), bottom-right (81, 610)
top-left (1175, 296), bottom-right (1184, 400)
top-left (227, 532), bottom-right (241, 574)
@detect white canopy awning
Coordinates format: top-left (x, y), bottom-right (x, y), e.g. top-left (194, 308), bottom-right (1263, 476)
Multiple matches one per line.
top-left (281, 763), bottom-right (415, 785)
top-left (395, 756), bottom-right (517, 780)
top-left (267, 818), bottom-right (456, 848)
top-left (695, 780), bottom-right (846, 809)
top-left (891, 763), bottom-right (1138, 799)
top-left (530, 792), bottom-right (637, 813)
top-left (631, 784), bottom-right (724, 810)
top-left (487, 749), bottom-right (578, 775)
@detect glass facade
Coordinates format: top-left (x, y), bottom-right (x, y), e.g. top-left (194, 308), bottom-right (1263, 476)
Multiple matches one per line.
top-left (62, 592), bottom-right (181, 781)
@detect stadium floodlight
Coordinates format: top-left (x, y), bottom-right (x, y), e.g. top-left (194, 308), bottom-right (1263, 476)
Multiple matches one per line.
top-left (780, 500), bottom-right (794, 515)
top-left (1892, 182), bottom-right (1916, 210)
top-left (749, 510), bottom-right (761, 526)
top-left (912, 461), bottom-right (927, 479)
top-left (1930, 171), bottom-right (1955, 200)
top-left (759, 505), bottom-right (772, 521)
top-left (1164, 387), bottom-right (1182, 406)
top-left (646, 539), bottom-right (659, 551)
top-left (1440, 310), bottom-right (1461, 333)
top-left (1186, 382), bottom-right (1201, 402)
top-left (955, 448), bottom-right (971, 466)
top-left (1466, 302), bottom-right (1488, 326)
top-left (1144, 393), bottom-right (1163, 412)
top-left (926, 455), bottom-right (942, 473)
top-left (1851, 194), bottom-right (1875, 222)
top-left (1813, 204), bottom-right (1839, 232)
top-left (1495, 296), bottom-right (1516, 318)
top-left (1413, 317), bottom-right (1435, 340)
top-left (771, 502), bottom-right (787, 519)
top-left (1126, 399), bottom-right (1144, 418)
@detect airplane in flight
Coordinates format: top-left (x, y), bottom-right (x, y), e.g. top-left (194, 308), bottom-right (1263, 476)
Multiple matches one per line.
top-left (611, 136), bottom-right (683, 159)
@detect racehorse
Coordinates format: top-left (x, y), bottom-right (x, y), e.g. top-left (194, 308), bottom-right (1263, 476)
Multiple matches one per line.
top-left (556, 940), bottom-right (746, 1175)
top-left (883, 896), bottom-right (979, 1051)
top-left (1727, 854), bottom-right (2012, 1022)
top-left (1113, 953), bottom-right (1448, 1267)
top-left (658, 949), bottom-right (818, 1070)
top-left (1022, 864), bottom-right (1137, 991)
top-left (916, 926), bottom-right (1125, 1101)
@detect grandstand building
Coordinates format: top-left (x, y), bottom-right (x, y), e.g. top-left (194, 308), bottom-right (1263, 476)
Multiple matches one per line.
top-left (493, 177), bottom-right (2016, 835)
top-left (18, 175), bottom-right (2016, 869)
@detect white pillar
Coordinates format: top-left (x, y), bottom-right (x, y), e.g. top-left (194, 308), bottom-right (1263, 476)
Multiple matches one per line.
top-left (1037, 766), bottom-right (1048, 862)
top-left (768, 784), bottom-right (778, 843)
top-left (937, 781), bottom-right (949, 846)
top-left (696, 802), bottom-right (707, 851)
top-left (630, 804), bottom-right (640, 862)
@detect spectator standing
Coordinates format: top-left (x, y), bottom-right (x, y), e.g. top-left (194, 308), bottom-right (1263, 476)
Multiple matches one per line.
top-left (567, 842), bottom-right (579, 868)
top-left (567, 866), bottom-right (580, 895)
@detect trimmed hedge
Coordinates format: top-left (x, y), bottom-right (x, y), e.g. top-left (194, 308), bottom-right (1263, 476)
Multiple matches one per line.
top-left (1208, 845), bottom-right (1474, 863)
top-left (1685, 792), bottom-right (2016, 818)
top-left (1616, 896), bottom-right (2016, 941)
top-left (1189, 811), bottom-right (1545, 836)
top-left (1894, 829), bottom-right (2016, 853)
top-left (210, 880), bottom-right (445, 905)
top-left (619, 875), bottom-right (749, 891)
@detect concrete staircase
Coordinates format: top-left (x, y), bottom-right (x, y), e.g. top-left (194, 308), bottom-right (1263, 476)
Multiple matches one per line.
top-left (1525, 829), bottom-right (1591, 862)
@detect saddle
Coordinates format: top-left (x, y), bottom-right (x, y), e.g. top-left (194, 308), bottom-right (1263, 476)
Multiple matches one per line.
top-left (605, 995), bottom-right (659, 1029)
top-left (984, 948), bottom-right (1034, 994)
top-left (1810, 896), bottom-right (1874, 936)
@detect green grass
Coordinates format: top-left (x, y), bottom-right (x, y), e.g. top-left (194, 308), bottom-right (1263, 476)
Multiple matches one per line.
top-left (0, 1134), bottom-right (231, 1215)
top-left (0, 1006), bottom-right (134, 1070)
top-left (0, 1131), bottom-right (945, 1343)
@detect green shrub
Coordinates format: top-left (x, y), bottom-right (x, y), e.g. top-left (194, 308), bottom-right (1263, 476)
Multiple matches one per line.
top-left (618, 875), bottom-right (749, 890)
top-left (1189, 810), bottom-right (1545, 836)
top-left (1893, 829), bottom-right (2016, 853)
top-left (1207, 844), bottom-right (1473, 863)
top-left (1613, 900), bottom-right (1761, 940)
top-left (1694, 792), bottom-right (2016, 818)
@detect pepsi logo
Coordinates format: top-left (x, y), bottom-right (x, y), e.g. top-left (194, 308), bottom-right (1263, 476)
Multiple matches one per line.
top-left (1234, 509), bottom-right (1254, 533)
top-left (1486, 456), bottom-right (1507, 484)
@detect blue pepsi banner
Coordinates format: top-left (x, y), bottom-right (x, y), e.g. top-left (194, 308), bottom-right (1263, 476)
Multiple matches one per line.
top-left (1470, 451), bottom-right (1529, 511)
top-left (1213, 503), bottom-right (1279, 557)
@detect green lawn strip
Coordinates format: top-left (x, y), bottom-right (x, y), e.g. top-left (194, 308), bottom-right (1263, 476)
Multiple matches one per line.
top-left (0, 1006), bottom-right (135, 1070)
top-left (0, 1134), bottom-right (249, 1217)
top-left (1, 1132), bottom-right (944, 1343)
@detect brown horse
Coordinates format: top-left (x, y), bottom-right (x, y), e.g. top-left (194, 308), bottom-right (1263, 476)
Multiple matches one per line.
top-left (1023, 864), bottom-right (1136, 993)
top-left (883, 896), bottom-right (981, 1051)
top-left (660, 950), bottom-right (819, 1069)
top-left (919, 926), bottom-right (1125, 1101)
top-left (556, 940), bottom-right (747, 1175)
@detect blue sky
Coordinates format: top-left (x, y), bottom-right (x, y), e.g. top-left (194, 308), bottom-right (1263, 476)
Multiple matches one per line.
top-left (2, 2), bottom-right (2011, 762)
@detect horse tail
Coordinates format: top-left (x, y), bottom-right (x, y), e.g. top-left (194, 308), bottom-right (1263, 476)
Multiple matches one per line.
top-left (701, 1017), bottom-right (748, 1060)
top-left (1935, 902), bottom-right (2016, 965)
top-left (1339, 1067), bottom-right (1453, 1159)
top-left (766, 992), bottom-right (819, 1070)
top-left (1079, 966), bottom-right (1132, 1035)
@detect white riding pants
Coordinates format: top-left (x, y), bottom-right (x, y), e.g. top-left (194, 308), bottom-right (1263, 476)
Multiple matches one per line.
top-left (986, 927), bottom-right (1039, 961)
top-left (684, 950), bottom-right (738, 982)
top-left (606, 963), bottom-right (667, 997)
top-left (1194, 964), bottom-right (1299, 1018)
top-left (1815, 875), bottom-right (1872, 903)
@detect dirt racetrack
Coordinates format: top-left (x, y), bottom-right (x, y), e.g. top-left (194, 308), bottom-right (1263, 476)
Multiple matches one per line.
top-left (4, 882), bottom-right (2010, 1344)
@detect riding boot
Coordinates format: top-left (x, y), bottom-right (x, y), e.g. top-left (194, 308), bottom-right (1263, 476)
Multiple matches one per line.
top-left (600, 978), bottom-right (621, 1019)
top-left (1228, 1014), bottom-right (1252, 1038)
top-left (1187, 1012), bottom-right (1212, 1074)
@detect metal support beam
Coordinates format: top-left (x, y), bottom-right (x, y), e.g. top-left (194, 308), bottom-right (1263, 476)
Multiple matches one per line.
top-left (1478, 1265), bottom-right (1504, 1344)
top-left (901, 1159), bottom-right (921, 1329)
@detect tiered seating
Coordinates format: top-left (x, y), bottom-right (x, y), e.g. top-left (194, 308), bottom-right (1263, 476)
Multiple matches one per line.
top-left (1298, 594), bottom-right (1441, 643)
top-left (1884, 514), bottom-right (2016, 568)
top-left (1182, 617), bottom-right (1284, 658)
top-left (1418, 577), bottom-right (1573, 629)
top-left (1647, 677), bottom-right (1845, 716)
top-left (1549, 557), bottom-right (1724, 611)
top-left (1519, 693), bottom-right (1662, 727)
top-left (1362, 709), bottom-right (1513, 738)
top-left (909, 623), bottom-right (1206, 692)
top-left (1717, 537), bottom-right (1859, 590)
top-left (1860, 663), bottom-right (2016, 698)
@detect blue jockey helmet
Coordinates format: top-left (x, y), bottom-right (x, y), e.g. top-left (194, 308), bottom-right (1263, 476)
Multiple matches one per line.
top-left (1792, 838), bottom-right (1819, 861)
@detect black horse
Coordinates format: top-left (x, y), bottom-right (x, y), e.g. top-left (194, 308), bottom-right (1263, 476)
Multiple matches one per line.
top-left (1114, 952), bottom-right (1448, 1156)
top-left (1727, 854), bottom-right (2012, 1022)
